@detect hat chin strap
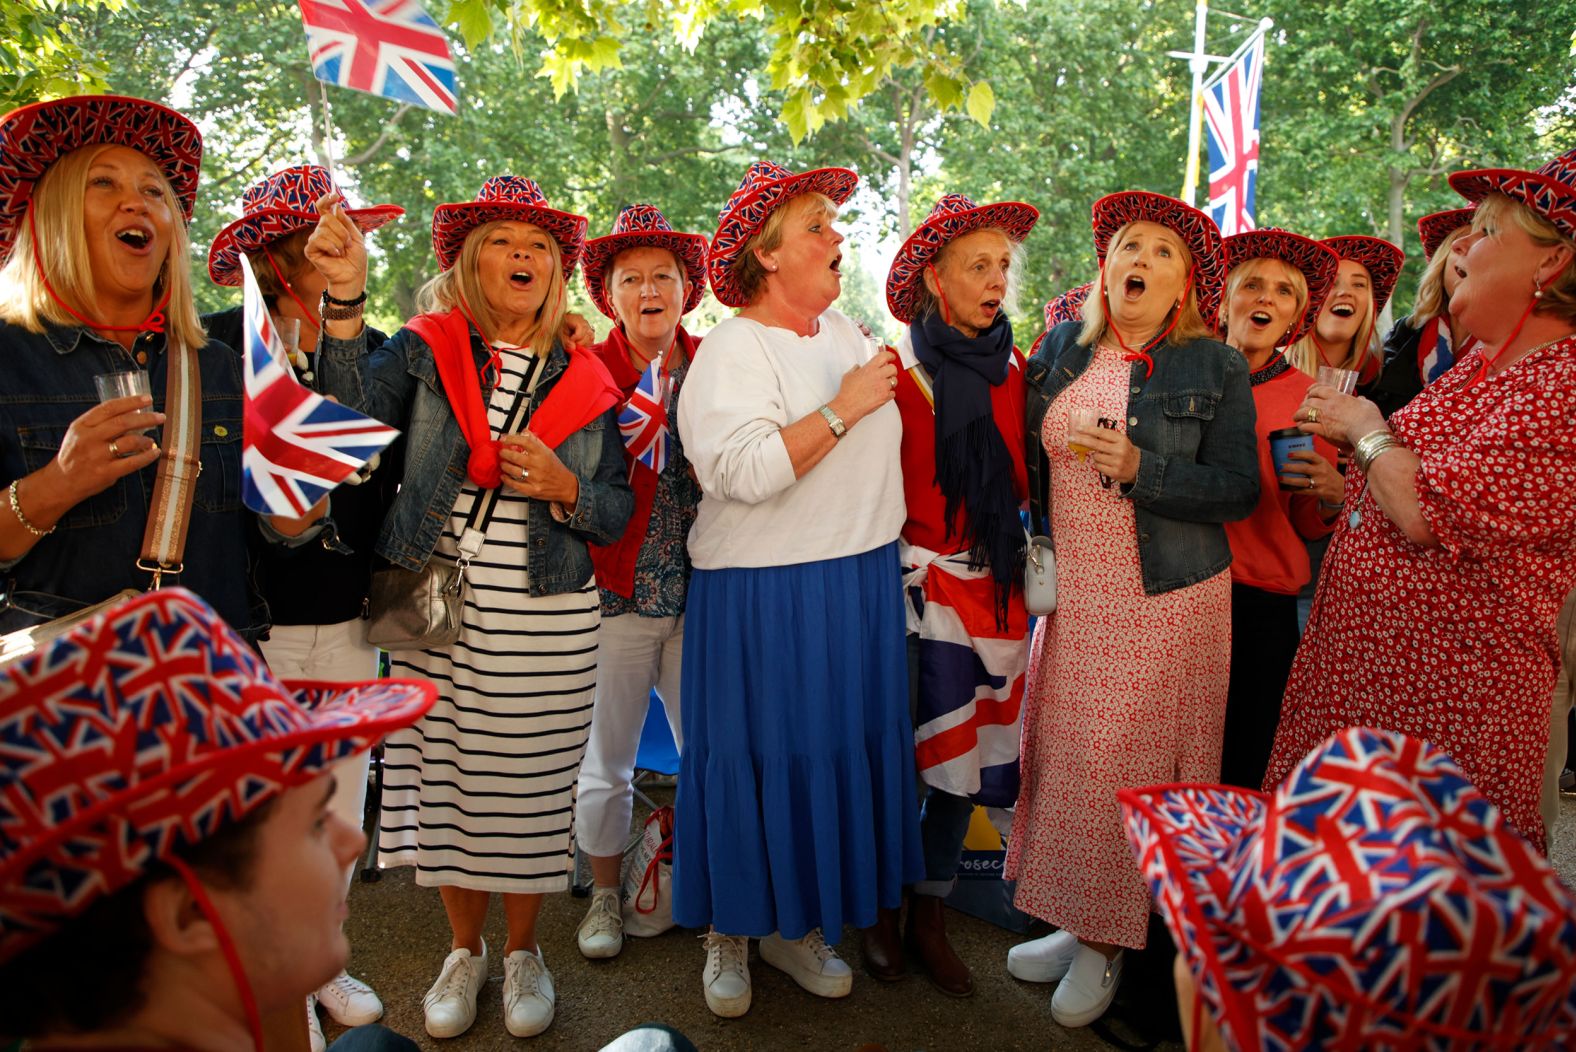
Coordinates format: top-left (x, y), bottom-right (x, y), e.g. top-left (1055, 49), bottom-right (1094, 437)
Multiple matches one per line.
top-left (164, 855), bottom-right (265, 1052)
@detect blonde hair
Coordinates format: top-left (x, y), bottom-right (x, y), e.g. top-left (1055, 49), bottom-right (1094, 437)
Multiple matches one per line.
top-left (416, 220), bottom-right (567, 357)
top-left (1076, 221), bottom-right (1215, 349)
top-left (1217, 257), bottom-right (1309, 348)
top-left (1473, 193), bottom-right (1576, 324)
top-left (729, 192), bottom-right (838, 306)
top-left (247, 228), bottom-right (312, 303)
top-left (1406, 227), bottom-right (1469, 327)
top-left (1286, 263), bottom-right (1379, 376)
top-left (0, 143), bottom-right (205, 350)
top-left (912, 229), bottom-right (1028, 324)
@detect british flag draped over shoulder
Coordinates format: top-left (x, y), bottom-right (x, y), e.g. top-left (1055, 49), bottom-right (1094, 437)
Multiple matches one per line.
top-left (239, 255), bottom-right (399, 517)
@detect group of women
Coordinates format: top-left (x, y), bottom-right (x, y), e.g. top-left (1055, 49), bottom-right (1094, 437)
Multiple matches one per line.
top-left (2, 88), bottom-right (1574, 1045)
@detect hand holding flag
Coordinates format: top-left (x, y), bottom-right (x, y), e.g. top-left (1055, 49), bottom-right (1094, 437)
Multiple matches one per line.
top-left (618, 360), bottom-right (672, 474)
top-left (240, 254), bottom-right (399, 517)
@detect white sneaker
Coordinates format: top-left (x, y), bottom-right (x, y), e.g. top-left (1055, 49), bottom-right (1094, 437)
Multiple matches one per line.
top-left (503, 948), bottom-right (556, 1038)
top-left (759, 928), bottom-right (853, 999)
top-left (1050, 946), bottom-right (1123, 1028)
top-left (577, 886), bottom-right (624, 959)
top-left (316, 970), bottom-right (384, 1026)
top-left (702, 931), bottom-right (752, 1018)
top-left (1007, 929), bottom-right (1079, 983)
top-left (305, 994), bottom-right (326, 1052)
top-left (422, 941), bottom-right (488, 1039)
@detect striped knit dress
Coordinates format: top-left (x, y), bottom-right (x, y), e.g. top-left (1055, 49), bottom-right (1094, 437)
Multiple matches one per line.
top-left (379, 345), bottom-right (601, 894)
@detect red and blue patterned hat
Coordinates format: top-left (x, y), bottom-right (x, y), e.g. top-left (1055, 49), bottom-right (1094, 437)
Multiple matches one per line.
top-left (707, 161), bottom-right (859, 308)
top-left (1044, 282), bottom-right (1093, 330)
top-left (1320, 235), bottom-right (1405, 315)
top-left (0, 94), bottom-right (203, 262)
top-left (1451, 147), bottom-right (1576, 242)
top-left (431, 175), bottom-right (588, 275)
top-left (885, 193), bottom-right (1039, 323)
top-left (1090, 191), bottom-right (1226, 325)
top-left (1120, 727), bottom-right (1576, 1052)
top-left (1417, 206), bottom-right (1476, 261)
top-left (1222, 229), bottom-right (1341, 345)
top-left (0, 589), bottom-right (435, 964)
top-left (207, 166), bottom-right (404, 287)
top-left (581, 204), bottom-right (710, 320)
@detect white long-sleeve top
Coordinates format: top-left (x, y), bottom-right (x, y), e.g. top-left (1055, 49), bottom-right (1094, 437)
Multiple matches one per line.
top-left (677, 308), bottom-right (904, 569)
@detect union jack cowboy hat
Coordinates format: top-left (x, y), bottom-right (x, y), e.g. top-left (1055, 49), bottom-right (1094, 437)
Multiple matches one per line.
top-left (1119, 726), bottom-right (1576, 1052)
top-left (0, 589), bottom-right (435, 965)
top-left (1417, 207), bottom-right (1475, 261)
top-left (707, 161), bottom-right (859, 308)
top-left (1044, 282), bottom-right (1093, 330)
top-left (431, 175), bottom-right (588, 274)
top-left (1090, 191), bottom-right (1227, 326)
top-left (1222, 229), bottom-right (1341, 345)
top-left (208, 165), bottom-right (404, 287)
top-left (885, 193), bottom-right (1039, 324)
top-left (0, 94), bottom-right (203, 262)
top-left (1320, 235), bottom-right (1406, 316)
top-left (582, 204), bottom-right (710, 319)
top-left (1451, 147), bottom-right (1576, 242)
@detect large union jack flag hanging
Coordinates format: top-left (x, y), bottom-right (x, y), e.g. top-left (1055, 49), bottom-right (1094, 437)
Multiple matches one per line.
top-left (617, 362), bottom-right (671, 474)
top-left (1203, 33), bottom-right (1264, 238)
top-left (298, 0), bottom-right (458, 116)
top-left (239, 256), bottom-right (399, 517)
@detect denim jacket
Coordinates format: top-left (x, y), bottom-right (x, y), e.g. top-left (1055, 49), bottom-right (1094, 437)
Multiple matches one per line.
top-left (1025, 322), bottom-right (1259, 595)
top-left (0, 320), bottom-right (270, 637)
top-left (319, 325), bottom-right (633, 597)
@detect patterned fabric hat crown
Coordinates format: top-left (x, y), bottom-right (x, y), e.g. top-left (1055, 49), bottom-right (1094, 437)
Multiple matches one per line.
top-left (1222, 229), bottom-right (1341, 346)
top-left (1090, 191), bottom-right (1227, 328)
top-left (0, 94), bottom-right (203, 262)
top-left (581, 204), bottom-right (710, 319)
top-left (0, 589), bottom-right (435, 965)
top-left (431, 175), bottom-right (588, 274)
top-left (207, 165), bottom-right (404, 287)
top-left (884, 193), bottom-right (1039, 323)
top-left (1120, 726), bottom-right (1576, 1051)
top-left (707, 160), bottom-right (859, 308)
top-left (1450, 147), bottom-right (1576, 242)
top-left (1319, 235), bottom-right (1406, 316)
top-left (1044, 282), bottom-right (1093, 330)
top-left (1417, 207), bottom-right (1476, 261)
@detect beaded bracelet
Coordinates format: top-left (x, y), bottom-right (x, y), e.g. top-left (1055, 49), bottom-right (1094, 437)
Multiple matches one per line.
top-left (319, 293), bottom-right (366, 322)
top-left (323, 288), bottom-right (368, 307)
top-left (8, 478), bottom-right (52, 537)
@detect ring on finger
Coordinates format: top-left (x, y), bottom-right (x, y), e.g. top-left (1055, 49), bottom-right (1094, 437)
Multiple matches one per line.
top-left (1306, 407), bottom-right (1320, 423)
top-left (888, 377), bottom-right (897, 389)
top-left (519, 468), bottom-right (529, 481)
top-left (109, 439), bottom-right (122, 458)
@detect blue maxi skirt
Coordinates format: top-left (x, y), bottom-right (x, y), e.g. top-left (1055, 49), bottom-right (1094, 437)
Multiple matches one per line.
top-left (672, 541), bottom-right (924, 939)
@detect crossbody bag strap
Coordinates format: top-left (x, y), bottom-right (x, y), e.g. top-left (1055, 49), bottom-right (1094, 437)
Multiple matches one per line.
top-left (138, 338), bottom-right (202, 588)
top-left (455, 349), bottom-right (545, 565)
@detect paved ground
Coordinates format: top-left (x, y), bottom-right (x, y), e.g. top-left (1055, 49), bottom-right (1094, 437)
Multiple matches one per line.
top-left (324, 788), bottom-right (1576, 1051)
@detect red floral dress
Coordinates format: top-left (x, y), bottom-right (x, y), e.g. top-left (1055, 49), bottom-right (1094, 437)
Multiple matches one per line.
top-left (1266, 336), bottom-right (1576, 853)
top-left (1005, 342), bottom-right (1232, 949)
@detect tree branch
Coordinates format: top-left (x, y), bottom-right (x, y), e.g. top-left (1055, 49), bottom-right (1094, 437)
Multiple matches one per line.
top-left (343, 105), bottom-right (414, 166)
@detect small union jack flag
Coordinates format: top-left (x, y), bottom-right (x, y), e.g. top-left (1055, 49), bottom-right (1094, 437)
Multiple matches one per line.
top-left (298, 0), bottom-right (458, 116)
top-left (617, 361), bottom-right (670, 474)
top-left (239, 256), bottom-right (399, 517)
top-left (1203, 33), bottom-right (1264, 238)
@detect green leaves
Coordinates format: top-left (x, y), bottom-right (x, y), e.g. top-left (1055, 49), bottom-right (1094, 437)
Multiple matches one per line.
top-left (965, 79), bottom-right (993, 128)
top-left (0, 0), bottom-right (129, 109)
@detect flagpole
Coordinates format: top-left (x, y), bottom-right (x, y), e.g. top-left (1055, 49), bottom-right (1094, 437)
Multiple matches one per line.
top-left (316, 79), bottom-right (342, 193)
top-left (1180, 0), bottom-right (1210, 206)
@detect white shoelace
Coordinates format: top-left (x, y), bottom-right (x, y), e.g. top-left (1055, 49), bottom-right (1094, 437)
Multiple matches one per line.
top-left (324, 972), bottom-right (368, 1001)
top-left (425, 955), bottom-right (474, 1007)
top-left (583, 891), bottom-right (621, 937)
top-left (703, 932), bottom-right (747, 977)
top-left (800, 928), bottom-right (838, 963)
top-left (507, 953), bottom-right (543, 999)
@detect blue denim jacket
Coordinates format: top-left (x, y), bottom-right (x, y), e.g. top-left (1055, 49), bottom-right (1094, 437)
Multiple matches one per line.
top-left (0, 320), bottom-right (269, 637)
top-left (319, 326), bottom-right (633, 596)
top-left (1025, 322), bottom-right (1259, 595)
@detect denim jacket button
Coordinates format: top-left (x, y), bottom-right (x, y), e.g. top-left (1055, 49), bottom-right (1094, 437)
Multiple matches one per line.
top-left (1130, 385), bottom-right (1141, 394)
top-left (1128, 416), bottom-right (1138, 427)
top-left (1140, 532), bottom-right (1151, 543)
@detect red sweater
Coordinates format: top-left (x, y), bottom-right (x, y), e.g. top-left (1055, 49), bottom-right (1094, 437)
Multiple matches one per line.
top-left (1224, 358), bottom-right (1338, 594)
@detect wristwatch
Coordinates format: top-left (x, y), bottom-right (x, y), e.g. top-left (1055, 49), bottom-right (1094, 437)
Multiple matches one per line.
top-left (818, 404), bottom-right (847, 439)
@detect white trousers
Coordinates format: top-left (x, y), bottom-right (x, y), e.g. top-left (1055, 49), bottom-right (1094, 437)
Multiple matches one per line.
top-left (260, 618), bottom-right (380, 893)
top-left (577, 612), bottom-right (684, 858)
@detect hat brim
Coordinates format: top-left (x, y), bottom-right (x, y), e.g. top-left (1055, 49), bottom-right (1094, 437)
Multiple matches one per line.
top-left (708, 167), bottom-right (859, 308)
top-left (1223, 230), bottom-right (1341, 345)
top-left (1321, 235), bottom-right (1405, 315)
top-left (581, 229), bottom-right (710, 319)
top-left (1044, 283), bottom-right (1093, 330)
top-left (208, 204), bottom-right (405, 287)
top-left (1090, 191), bottom-right (1225, 325)
top-left (885, 201), bottom-right (1039, 323)
top-left (431, 201), bottom-right (589, 275)
top-left (0, 94), bottom-right (202, 262)
top-left (1450, 167), bottom-right (1576, 242)
top-left (1416, 208), bottom-right (1475, 261)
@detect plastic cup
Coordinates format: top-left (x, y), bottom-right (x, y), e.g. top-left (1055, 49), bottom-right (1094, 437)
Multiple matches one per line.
top-left (1316, 365), bottom-right (1359, 395)
top-left (1269, 426), bottom-right (1315, 489)
top-left (94, 369), bottom-right (151, 404)
top-left (1067, 406), bottom-right (1100, 461)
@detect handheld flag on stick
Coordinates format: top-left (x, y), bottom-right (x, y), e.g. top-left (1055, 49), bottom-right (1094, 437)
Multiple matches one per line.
top-left (298, 0), bottom-right (459, 116)
top-left (617, 361), bottom-right (671, 474)
top-left (240, 255), bottom-right (399, 517)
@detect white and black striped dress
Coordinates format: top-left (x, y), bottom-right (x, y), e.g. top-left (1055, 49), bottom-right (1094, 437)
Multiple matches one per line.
top-left (380, 345), bottom-right (601, 894)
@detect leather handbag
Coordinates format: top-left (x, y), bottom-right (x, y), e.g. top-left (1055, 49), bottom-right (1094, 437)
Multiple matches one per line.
top-left (365, 526), bottom-right (482, 651)
top-left (1024, 533), bottom-right (1057, 616)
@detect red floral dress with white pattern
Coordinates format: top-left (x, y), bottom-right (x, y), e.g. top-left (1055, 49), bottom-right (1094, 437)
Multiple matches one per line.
top-left (1005, 341), bottom-right (1231, 949)
top-left (1265, 335), bottom-right (1576, 854)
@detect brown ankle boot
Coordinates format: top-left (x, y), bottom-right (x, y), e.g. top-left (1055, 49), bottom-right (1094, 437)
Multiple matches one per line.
top-left (862, 905), bottom-right (906, 981)
top-left (906, 893), bottom-right (974, 997)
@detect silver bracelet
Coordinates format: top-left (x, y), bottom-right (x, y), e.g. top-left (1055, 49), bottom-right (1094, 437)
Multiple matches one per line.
top-left (8, 478), bottom-right (52, 537)
top-left (1353, 429), bottom-right (1400, 474)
